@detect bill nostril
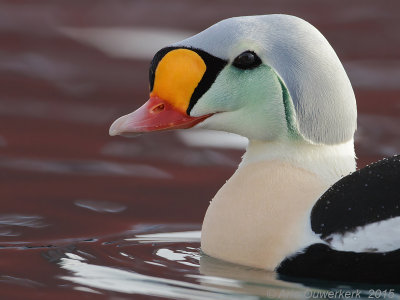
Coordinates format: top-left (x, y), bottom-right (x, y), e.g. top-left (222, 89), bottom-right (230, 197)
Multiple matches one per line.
top-left (151, 103), bottom-right (165, 113)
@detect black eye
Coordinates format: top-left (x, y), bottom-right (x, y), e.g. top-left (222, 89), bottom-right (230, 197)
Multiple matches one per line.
top-left (232, 51), bottom-right (262, 70)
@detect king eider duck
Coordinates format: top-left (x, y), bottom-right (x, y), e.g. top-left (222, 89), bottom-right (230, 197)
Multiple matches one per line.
top-left (109, 14), bottom-right (400, 284)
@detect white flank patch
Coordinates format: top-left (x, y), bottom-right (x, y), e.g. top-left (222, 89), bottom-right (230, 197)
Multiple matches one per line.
top-left (58, 27), bottom-right (194, 60)
top-left (177, 129), bottom-right (248, 150)
top-left (328, 216), bottom-right (400, 253)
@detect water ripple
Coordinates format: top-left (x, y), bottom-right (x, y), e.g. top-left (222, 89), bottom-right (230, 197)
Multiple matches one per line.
top-left (102, 140), bottom-right (238, 167)
top-left (0, 156), bottom-right (171, 178)
top-left (59, 256), bottom-right (256, 300)
top-left (0, 214), bottom-right (47, 228)
top-left (0, 275), bottom-right (44, 288)
top-left (0, 214), bottom-right (47, 237)
top-left (125, 230), bottom-right (201, 244)
top-left (59, 27), bottom-right (194, 60)
top-left (74, 199), bottom-right (126, 213)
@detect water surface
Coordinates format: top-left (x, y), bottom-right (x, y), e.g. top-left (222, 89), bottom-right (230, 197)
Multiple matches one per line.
top-left (1, 1), bottom-right (399, 299)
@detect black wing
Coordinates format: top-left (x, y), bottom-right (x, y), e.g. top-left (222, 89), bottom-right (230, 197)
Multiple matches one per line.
top-left (311, 155), bottom-right (400, 239)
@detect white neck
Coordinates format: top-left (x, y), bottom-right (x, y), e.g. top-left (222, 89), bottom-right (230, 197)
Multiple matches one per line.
top-left (240, 139), bottom-right (356, 185)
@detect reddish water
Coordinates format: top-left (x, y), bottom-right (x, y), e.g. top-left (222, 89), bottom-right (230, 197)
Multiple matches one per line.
top-left (1, 1), bottom-right (399, 299)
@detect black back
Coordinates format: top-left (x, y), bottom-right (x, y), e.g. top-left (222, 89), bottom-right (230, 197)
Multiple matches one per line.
top-left (278, 243), bottom-right (400, 284)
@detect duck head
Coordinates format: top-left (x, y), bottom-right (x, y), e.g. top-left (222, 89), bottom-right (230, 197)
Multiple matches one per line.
top-left (110, 14), bottom-right (357, 145)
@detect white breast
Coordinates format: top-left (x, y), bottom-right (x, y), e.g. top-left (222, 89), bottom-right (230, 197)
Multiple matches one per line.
top-left (200, 160), bottom-right (328, 270)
